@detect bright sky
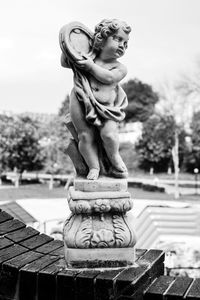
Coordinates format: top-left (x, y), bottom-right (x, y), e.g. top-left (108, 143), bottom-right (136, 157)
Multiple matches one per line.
top-left (0, 0), bottom-right (200, 114)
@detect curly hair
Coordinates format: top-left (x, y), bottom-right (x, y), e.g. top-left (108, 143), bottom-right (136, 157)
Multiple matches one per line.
top-left (93, 19), bottom-right (131, 52)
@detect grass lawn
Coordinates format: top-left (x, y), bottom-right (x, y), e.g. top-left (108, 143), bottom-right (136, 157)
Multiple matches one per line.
top-left (130, 187), bottom-right (200, 202)
top-left (0, 184), bottom-right (68, 201)
top-left (0, 183), bottom-right (199, 203)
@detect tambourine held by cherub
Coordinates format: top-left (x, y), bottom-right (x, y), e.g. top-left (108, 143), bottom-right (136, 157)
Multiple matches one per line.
top-left (59, 21), bottom-right (96, 65)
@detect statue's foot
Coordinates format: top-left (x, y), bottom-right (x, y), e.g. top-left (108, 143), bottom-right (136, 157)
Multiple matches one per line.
top-left (109, 167), bottom-right (128, 178)
top-left (87, 168), bottom-right (100, 180)
top-left (111, 154), bottom-right (128, 173)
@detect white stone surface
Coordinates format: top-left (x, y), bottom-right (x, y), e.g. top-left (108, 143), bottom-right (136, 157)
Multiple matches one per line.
top-left (69, 186), bottom-right (130, 200)
top-left (74, 176), bottom-right (127, 192)
top-left (65, 247), bottom-right (136, 267)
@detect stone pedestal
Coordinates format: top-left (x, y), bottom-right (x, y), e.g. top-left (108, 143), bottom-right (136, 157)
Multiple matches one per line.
top-left (63, 177), bottom-right (136, 268)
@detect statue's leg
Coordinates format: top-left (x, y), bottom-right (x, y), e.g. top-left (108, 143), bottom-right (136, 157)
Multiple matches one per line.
top-left (100, 120), bottom-right (128, 175)
top-left (70, 92), bottom-right (100, 179)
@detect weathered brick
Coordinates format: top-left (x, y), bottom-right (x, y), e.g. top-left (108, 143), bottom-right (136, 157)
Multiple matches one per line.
top-left (37, 258), bottom-right (65, 300)
top-left (0, 244), bottom-right (28, 264)
top-left (0, 219), bottom-right (25, 235)
top-left (95, 268), bottom-right (124, 300)
top-left (0, 237), bottom-right (14, 250)
top-left (5, 226), bottom-right (39, 243)
top-left (144, 276), bottom-right (175, 300)
top-left (19, 255), bottom-right (59, 300)
top-left (185, 278), bottom-right (200, 299)
top-left (0, 211), bottom-right (13, 224)
top-left (165, 276), bottom-right (193, 299)
top-left (56, 269), bottom-right (81, 300)
top-left (76, 269), bottom-right (101, 300)
top-left (115, 249), bottom-right (164, 297)
top-left (0, 251), bottom-right (42, 299)
top-left (19, 233), bottom-right (53, 250)
top-left (35, 239), bottom-right (64, 254)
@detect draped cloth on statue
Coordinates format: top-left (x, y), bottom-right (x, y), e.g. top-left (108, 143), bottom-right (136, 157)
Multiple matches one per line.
top-left (59, 22), bottom-right (128, 127)
top-left (73, 68), bottom-right (128, 127)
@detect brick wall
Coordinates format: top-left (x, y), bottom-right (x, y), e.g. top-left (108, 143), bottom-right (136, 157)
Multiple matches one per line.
top-left (0, 208), bottom-right (199, 300)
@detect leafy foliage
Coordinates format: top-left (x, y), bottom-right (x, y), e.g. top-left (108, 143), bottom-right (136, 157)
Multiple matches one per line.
top-left (0, 114), bottom-right (44, 173)
top-left (119, 142), bottom-right (140, 171)
top-left (40, 115), bottom-right (73, 174)
top-left (183, 111), bottom-right (200, 172)
top-left (135, 114), bottom-right (186, 172)
top-left (178, 58), bottom-right (200, 105)
top-left (122, 79), bottom-right (159, 122)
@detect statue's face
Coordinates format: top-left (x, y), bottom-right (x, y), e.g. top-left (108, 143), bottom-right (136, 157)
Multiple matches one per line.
top-left (101, 28), bottom-right (129, 59)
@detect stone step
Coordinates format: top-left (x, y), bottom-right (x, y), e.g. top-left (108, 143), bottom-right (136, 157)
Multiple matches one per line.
top-left (74, 176), bottom-right (127, 192)
top-left (69, 186), bottom-right (130, 201)
top-left (65, 247), bottom-right (136, 268)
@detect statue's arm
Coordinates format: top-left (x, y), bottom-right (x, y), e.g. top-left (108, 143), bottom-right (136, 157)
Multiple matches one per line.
top-left (91, 64), bottom-right (127, 84)
top-left (76, 58), bottom-right (127, 84)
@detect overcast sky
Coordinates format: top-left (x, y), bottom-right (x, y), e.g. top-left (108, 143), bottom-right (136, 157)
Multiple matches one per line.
top-left (0, 0), bottom-right (200, 114)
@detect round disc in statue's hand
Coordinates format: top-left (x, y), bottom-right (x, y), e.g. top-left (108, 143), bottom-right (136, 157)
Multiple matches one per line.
top-left (59, 22), bottom-right (96, 62)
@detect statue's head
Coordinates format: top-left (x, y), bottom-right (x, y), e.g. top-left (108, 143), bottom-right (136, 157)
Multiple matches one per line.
top-left (93, 19), bottom-right (131, 53)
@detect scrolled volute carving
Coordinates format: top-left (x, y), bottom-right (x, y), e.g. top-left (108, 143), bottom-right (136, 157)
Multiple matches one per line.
top-left (75, 215), bottom-right (93, 248)
top-left (113, 214), bottom-right (134, 247)
top-left (69, 199), bottom-right (91, 214)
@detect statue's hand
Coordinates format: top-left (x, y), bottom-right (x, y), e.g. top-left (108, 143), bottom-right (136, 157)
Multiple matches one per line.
top-left (75, 56), bottom-right (94, 71)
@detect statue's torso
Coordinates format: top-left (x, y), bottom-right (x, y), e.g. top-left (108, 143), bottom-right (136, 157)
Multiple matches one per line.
top-left (89, 59), bottom-right (121, 106)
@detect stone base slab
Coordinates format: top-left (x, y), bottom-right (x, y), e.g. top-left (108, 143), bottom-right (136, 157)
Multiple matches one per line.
top-left (65, 247), bottom-right (135, 268)
top-left (68, 186), bottom-right (130, 201)
top-left (74, 176), bottom-right (127, 192)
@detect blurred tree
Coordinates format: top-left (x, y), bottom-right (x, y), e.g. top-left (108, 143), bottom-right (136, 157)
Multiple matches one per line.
top-left (156, 79), bottom-right (198, 198)
top-left (179, 58), bottom-right (200, 105)
top-left (135, 114), bottom-right (185, 173)
top-left (0, 114), bottom-right (44, 174)
top-left (183, 111), bottom-right (200, 172)
top-left (190, 111), bottom-right (200, 169)
top-left (122, 79), bottom-right (159, 122)
top-left (0, 115), bottom-right (12, 175)
top-left (119, 142), bottom-right (140, 171)
top-left (41, 115), bottom-right (73, 174)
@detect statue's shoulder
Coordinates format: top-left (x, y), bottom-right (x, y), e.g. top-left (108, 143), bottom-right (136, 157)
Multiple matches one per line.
top-left (109, 61), bottom-right (127, 76)
top-left (59, 22), bottom-right (96, 63)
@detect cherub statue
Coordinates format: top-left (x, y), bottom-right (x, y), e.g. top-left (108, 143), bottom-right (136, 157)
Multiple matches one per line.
top-left (59, 19), bottom-right (131, 180)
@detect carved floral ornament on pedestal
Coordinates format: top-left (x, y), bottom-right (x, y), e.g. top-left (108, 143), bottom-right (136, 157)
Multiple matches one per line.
top-left (64, 186), bottom-right (135, 250)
